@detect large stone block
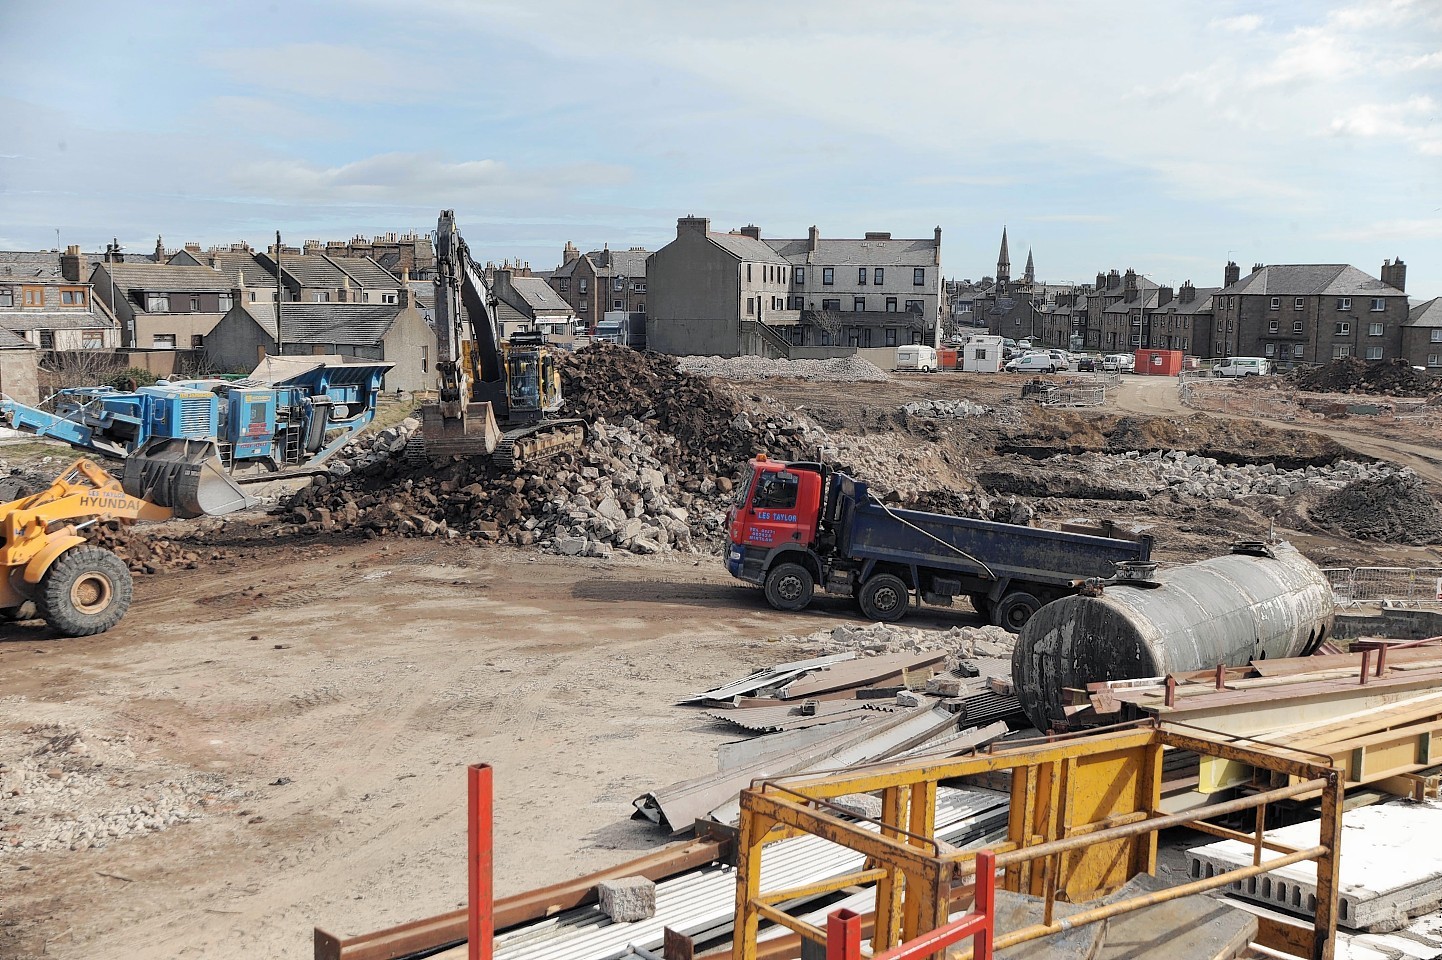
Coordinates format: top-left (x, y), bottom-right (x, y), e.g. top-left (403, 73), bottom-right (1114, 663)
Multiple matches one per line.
top-left (598, 875), bottom-right (655, 922)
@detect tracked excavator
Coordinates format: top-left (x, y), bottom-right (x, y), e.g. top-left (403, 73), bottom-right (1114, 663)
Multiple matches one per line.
top-left (415, 210), bottom-right (586, 468)
top-left (0, 358), bottom-right (392, 635)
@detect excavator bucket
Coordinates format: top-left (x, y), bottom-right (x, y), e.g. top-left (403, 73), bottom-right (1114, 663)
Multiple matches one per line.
top-left (417, 401), bottom-right (503, 458)
top-left (121, 438), bottom-right (254, 519)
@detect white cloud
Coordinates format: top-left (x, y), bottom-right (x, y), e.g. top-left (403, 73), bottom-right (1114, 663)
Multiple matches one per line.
top-left (1211, 14), bottom-right (1262, 32)
top-left (1331, 96), bottom-right (1442, 155)
top-left (206, 43), bottom-right (429, 104)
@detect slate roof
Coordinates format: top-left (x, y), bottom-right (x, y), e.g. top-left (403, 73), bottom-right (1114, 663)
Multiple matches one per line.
top-left (0, 251), bottom-right (64, 279)
top-left (406, 280), bottom-right (434, 309)
top-left (257, 253), bottom-right (348, 289)
top-left (708, 232), bottom-right (789, 264)
top-left (0, 328), bottom-right (36, 349)
top-left (587, 248), bottom-right (650, 278)
top-left (1152, 286), bottom-right (1220, 316)
top-left (329, 256), bottom-right (401, 288)
top-left (1223, 264), bottom-right (1404, 298)
top-left (1405, 297), bottom-right (1442, 328)
top-left (240, 302), bottom-right (401, 345)
top-left (175, 249), bottom-right (278, 288)
top-left (766, 237), bottom-right (937, 266)
top-left (512, 277), bottom-right (572, 314)
top-left (550, 258), bottom-right (581, 280)
top-left (0, 311), bottom-right (118, 331)
top-left (1103, 290), bottom-right (1163, 314)
top-left (96, 262), bottom-right (232, 293)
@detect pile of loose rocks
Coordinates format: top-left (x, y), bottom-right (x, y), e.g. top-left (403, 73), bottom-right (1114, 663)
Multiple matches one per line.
top-left (0, 724), bottom-right (242, 855)
top-left (677, 355), bottom-right (889, 383)
top-left (1313, 472), bottom-right (1442, 545)
top-left (88, 524), bottom-right (228, 574)
top-left (789, 621), bottom-right (1016, 659)
top-left (900, 399), bottom-right (989, 418)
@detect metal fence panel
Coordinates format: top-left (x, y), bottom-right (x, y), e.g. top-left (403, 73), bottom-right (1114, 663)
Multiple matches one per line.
top-left (1323, 566), bottom-right (1442, 607)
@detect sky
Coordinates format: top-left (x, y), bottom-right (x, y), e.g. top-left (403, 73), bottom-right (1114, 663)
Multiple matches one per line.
top-left (1, 0), bottom-right (1439, 298)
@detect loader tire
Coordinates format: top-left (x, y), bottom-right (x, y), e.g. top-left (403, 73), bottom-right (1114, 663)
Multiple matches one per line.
top-left (38, 546), bottom-right (133, 637)
top-left (763, 563), bottom-right (814, 612)
top-left (993, 591), bottom-right (1041, 634)
top-left (858, 574), bottom-right (910, 623)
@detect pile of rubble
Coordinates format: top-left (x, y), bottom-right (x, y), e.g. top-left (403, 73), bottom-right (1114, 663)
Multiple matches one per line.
top-left (677, 354), bottom-right (889, 383)
top-left (900, 399), bottom-right (989, 418)
top-left (0, 724), bottom-right (243, 855)
top-left (794, 621), bottom-right (1016, 660)
top-left (1313, 472), bottom-right (1442, 545)
top-left (981, 450), bottom-right (1399, 503)
top-left (1295, 357), bottom-right (1439, 398)
top-left (88, 523), bottom-right (228, 574)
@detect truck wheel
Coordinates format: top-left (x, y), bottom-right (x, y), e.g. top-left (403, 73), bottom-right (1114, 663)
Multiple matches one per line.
top-left (968, 593), bottom-right (993, 620)
top-left (38, 546), bottom-right (133, 637)
top-left (993, 591), bottom-right (1041, 633)
top-left (858, 574), bottom-right (910, 623)
top-left (764, 563), bottom-right (814, 612)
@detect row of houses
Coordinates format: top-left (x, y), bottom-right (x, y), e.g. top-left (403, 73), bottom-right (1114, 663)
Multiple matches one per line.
top-left (962, 230), bottom-right (1440, 370)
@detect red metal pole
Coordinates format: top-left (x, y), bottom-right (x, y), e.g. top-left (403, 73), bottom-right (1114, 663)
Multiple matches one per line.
top-left (469, 764), bottom-right (494, 960)
top-left (975, 850), bottom-right (996, 960)
top-left (827, 908), bottom-right (864, 960)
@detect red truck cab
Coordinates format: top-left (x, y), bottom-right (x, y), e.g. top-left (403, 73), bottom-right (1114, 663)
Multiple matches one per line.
top-left (725, 457), bottom-right (824, 580)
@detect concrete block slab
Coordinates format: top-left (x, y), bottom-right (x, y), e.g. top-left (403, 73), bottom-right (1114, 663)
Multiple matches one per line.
top-left (1098, 873), bottom-right (1257, 960)
top-left (597, 875), bottom-right (656, 922)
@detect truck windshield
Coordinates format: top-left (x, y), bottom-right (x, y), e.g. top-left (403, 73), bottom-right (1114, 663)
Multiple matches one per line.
top-left (753, 472), bottom-right (799, 510)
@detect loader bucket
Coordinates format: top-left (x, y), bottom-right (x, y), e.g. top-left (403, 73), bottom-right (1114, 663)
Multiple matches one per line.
top-left (417, 400), bottom-right (503, 458)
top-left (121, 438), bottom-right (254, 519)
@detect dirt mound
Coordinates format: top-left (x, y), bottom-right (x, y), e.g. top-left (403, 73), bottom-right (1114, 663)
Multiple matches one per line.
top-left (1295, 358), bottom-right (1440, 398)
top-left (1312, 472), bottom-right (1442, 544)
top-left (88, 523), bottom-right (229, 574)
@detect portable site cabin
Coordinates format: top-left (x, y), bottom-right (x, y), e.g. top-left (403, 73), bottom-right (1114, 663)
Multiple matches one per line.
top-left (962, 335), bottom-right (1004, 373)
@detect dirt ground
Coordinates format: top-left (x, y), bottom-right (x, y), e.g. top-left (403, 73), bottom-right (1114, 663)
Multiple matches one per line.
top-left (3, 368), bottom-right (1441, 960)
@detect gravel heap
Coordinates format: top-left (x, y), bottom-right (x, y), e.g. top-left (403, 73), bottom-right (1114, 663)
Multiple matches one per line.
top-left (0, 723), bottom-right (244, 855)
top-left (678, 354), bottom-right (889, 383)
top-left (791, 621), bottom-right (1016, 660)
top-left (900, 399), bottom-right (989, 418)
top-left (1295, 357), bottom-right (1439, 398)
top-left (1312, 472), bottom-right (1442, 544)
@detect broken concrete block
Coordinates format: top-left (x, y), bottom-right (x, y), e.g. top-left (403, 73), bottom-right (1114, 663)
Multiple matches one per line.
top-left (926, 676), bottom-right (964, 697)
top-left (597, 875), bottom-right (656, 922)
top-left (896, 690), bottom-right (924, 707)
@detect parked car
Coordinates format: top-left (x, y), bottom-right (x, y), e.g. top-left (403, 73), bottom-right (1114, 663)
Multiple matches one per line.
top-left (1075, 355), bottom-right (1097, 372)
top-left (1101, 354), bottom-right (1135, 373)
top-left (1214, 356), bottom-right (1270, 378)
top-left (1005, 352), bottom-right (1060, 374)
top-left (1044, 349), bottom-right (1071, 367)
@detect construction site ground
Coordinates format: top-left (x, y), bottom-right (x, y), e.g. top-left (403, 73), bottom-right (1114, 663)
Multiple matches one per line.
top-left (3, 368), bottom-right (1441, 960)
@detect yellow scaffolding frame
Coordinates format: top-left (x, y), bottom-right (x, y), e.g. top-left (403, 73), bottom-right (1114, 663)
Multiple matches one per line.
top-left (733, 722), bottom-right (1344, 960)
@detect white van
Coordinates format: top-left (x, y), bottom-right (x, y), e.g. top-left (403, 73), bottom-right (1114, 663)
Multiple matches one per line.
top-left (1215, 357), bottom-right (1270, 378)
top-left (895, 344), bottom-right (938, 373)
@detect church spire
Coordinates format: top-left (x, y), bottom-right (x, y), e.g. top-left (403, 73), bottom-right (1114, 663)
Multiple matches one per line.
top-left (996, 227), bottom-right (1011, 284)
top-left (1024, 247), bottom-right (1034, 284)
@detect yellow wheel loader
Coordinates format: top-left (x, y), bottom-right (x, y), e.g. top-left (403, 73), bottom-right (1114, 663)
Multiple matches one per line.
top-left (0, 459), bottom-right (175, 636)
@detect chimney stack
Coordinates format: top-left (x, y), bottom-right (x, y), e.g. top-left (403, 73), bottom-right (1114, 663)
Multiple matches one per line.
top-left (864, 231), bottom-right (892, 240)
top-left (1107, 269), bottom-right (1121, 290)
top-left (1224, 260), bottom-right (1241, 287)
top-left (563, 241), bottom-right (579, 264)
top-left (1381, 257), bottom-right (1406, 293)
top-left (184, 242), bottom-right (201, 253)
top-left (677, 216), bottom-right (710, 239)
top-left (337, 277), bottom-right (351, 302)
top-left (1179, 281), bottom-right (1196, 304)
top-left (154, 236), bottom-right (165, 261)
top-left (740, 224), bottom-right (761, 240)
top-left (934, 226), bottom-right (942, 265)
top-left (1251, 262), bottom-right (1264, 274)
top-left (1158, 285), bottom-right (1174, 307)
top-left (60, 245), bottom-right (83, 282)
top-left (808, 225), bottom-right (820, 253)
top-left (1096, 271), bottom-right (1107, 290)
top-left (1123, 268), bottom-right (1138, 299)
top-left (493, 268), bottom-right (513, 302)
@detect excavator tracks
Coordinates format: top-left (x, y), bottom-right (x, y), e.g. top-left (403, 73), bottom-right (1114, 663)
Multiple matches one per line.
top-left (492, 422), bottom-right (587, 470)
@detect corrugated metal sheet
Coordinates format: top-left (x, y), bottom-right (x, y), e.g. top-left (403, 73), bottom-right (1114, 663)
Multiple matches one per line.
top-left (705, 699), bottom-right (897, 733)
top-left (492, 786), bottom-right (1008, 960)
top-left (676, 653), bottom-right (857, 705)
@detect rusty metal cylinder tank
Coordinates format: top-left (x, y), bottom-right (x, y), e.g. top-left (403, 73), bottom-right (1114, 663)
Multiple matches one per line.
top-left (1012, 541), bottom-right (1335, 730)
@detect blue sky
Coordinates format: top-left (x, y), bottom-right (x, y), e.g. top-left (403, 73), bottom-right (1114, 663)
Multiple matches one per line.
top-left (1, 1), bottom-right (1439, 297)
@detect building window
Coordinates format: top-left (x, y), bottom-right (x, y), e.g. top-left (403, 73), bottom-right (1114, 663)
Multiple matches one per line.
top-left (579, 278), bottom-right (588, 294)
top-left (1336, 297), bottom-right (1351, 311)
top-left (821, 298), bottom-right (840, 311)
top-left (315, 291), bottom-right (329, 302)
top-left (1293, 344), bottom-right (1304, 358)
top-left (1369, 297), bottom-right (1385, 311)
top-left (885, 297), bottom-right (897, 312)
top-left (853, 297), bottom-right (866, 312)
top-left (1292, 297), bottom-right (1303, 310)
top-left (145, 293), bottom-right (170, 312)
top-left (746, 297), bottom-right (755, 316)
top-left (633, 280), bottom-right (646, 292)
top-left (1432, 329), bottom-right (1442, 343)
top-left (1333, 344), bottom-right (1352, 358)
top-left (1428, 353), bottom-right (1442, 367)
top-left (746, 263), bottom-right (752, 283)
top-left (0, 289), bottom-right (11, 307)
top-left (822, 267), bottom-right (834, 285)
top-left (152, 334), bottom-right (177, 348)
top-left (874, 267), bottom-right (884, 285)
top-left (1132, 311), bottom-right (1142, 326)
top-left (190, 295), bottom-right (200, 311)
top-left (857, 267), bottom-right (867, 285)
top-left (1269, 320), bottom-right (1279, 334)
top-left (613, 299), bottom-right (623, 310)
top-left (913, 267), bottom-right (925, 286)
top-left (637, 302), bottom-right (645, 314)
top-left (218, 293), bottom-right (233, 310)
top-left (60, 288), bottom-right (88, 306)
top-left (22, 286), bottom-right (43, 307)
top-left (1366, 322), bottom-right (1382, 336)
top-left (905, 299), bottom-right (923, 314)
top-left (249, 291), bottom-right (257, 302)
top-left (1365, 346), bottom-right (1383, 359)
top-left (885, 328), bottom-right (898, 346)
top-left (1270, 297), bottom-right (1280, 310)
top-left (81, 330), bottom-right (104, 349)
top-left (613, 277), bottom-right (623, 291)
top-left (794, 267), bottom-right (805, 285)
top-left (382, 292), bottom-right (396, 304)
top-left (558, 278), bottom-right (570, 292)
top-left (1131, 334), bottom-right (1141, 345)
top-left (1293, 320), bottom-right (1303, 334)
top-left (39, 330), bottom-right (54, 349)
top-left (578, 300), bottom-right (587, 312)
top-left (1264, 343), bottom-right (1276, 357)
top-left (1335, 321), bottom-right (1350, 335)
top-left (191, 334), bottom-right (204, 348)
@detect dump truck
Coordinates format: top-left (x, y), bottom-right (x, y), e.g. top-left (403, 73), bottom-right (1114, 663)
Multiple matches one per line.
top-left (725, 457), bottom-right (1153, 630)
